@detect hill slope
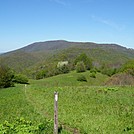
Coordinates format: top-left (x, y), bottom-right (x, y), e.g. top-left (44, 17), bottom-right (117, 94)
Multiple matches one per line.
top-left (0, 72), bottom-right (133, 133)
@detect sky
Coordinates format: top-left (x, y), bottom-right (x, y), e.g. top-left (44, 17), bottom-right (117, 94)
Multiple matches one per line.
top-left (0, 0), bottom-right (134, 52)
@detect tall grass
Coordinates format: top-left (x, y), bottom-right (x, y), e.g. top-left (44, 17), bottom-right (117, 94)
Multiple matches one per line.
top-left (24, 82), bottom-right (134, 133)
top-left (0, 71), bottom-right (133, 133)
top-left (0, 85), bottom-right (45, 123)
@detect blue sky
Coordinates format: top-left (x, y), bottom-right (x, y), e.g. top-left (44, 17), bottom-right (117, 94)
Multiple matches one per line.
top-left (0, 0), bottom-right (134, 52)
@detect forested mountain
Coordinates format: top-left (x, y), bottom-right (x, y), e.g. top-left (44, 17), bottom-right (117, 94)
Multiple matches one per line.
top-left (0, 40), bottom-right (134, 73)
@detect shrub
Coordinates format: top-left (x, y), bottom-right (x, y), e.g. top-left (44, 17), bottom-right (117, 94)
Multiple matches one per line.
top-left (105, 72), bottom-right (134, 86)
top-left (100, 63), bottom-right (118, 77)
top-left (77, 75), bottom-right (87, 82)
top-left (90, 72), bottom-right (96, 78)
top-left (35, 70), bottom-right (47, 80)
top-left (46, 67), bottom-right (60, 77)
top-left (13, 74), bottom-right (29, 84)
top-left (90, 68), bottom-right (97, 73)
top-left (120, 60), bottom-right (134, 76)
top-left (76, 61), bottom-right (86, 73)
top-left (101, 68), bottom-right (117, 76)
top-left (0, 65), bottom-right (14, 88)
top-left (58, 64), bottom-right (70, 74)
top-left (74, 53), bottom-right (92, 70)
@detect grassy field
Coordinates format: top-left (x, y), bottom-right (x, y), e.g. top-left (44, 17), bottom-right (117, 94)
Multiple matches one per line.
top-left (0, 71), bottom-right (134, 133)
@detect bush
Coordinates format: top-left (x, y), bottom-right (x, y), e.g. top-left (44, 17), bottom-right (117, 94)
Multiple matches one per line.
top-left (0, 65), bottom-right (14, 88)
top-left (100, 63), bottom-right (118, 77)
top-left (74, 53), bottom-right (92, 70)
top-left (90, 72), bottom-right (96, 78)
top-left (58, 64), bottom-right (70, 74)
top-left (77, 75), bottom-right (87, 82)
top-left (76, 61), bottom-right (86, 73)
top-left (105, 72), bottom-right (134, 86)
top-left (35, 70), bottom-right (47, 80)
top-left (101, 68), bottom-right (117, 76)
top-left (13, 74), bottom-right (29, 84)
top-left (90, 68), bottom-right (97, 73)
top-left (120, 60), bottom-right (134, 76)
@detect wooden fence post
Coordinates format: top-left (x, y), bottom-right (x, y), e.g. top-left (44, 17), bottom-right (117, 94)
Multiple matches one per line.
top-left (54, 92), bottom-right (58, 134)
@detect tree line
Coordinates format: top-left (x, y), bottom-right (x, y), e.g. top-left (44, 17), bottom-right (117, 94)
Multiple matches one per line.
top-left (0, 53), bottom-right (134, 88)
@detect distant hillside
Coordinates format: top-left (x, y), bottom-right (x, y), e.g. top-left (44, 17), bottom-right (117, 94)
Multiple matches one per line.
top-left (0, 51), bottom-right (40, 72)
top-left (0, 40), bottom-right (134, 72)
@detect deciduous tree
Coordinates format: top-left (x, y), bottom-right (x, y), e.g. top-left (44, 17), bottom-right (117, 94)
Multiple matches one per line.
top-left (0, 65), bottom-right (14, 88)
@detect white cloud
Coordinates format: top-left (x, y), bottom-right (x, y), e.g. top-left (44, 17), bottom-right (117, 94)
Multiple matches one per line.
top-left (49, 0), bottom-right (66, 6)
top-left (91, 15), bottom-right (125, 31)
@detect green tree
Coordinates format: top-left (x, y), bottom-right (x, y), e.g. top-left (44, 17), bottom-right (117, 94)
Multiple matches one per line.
top-left (120, 60), bottom-right (134, 76)
top-left (0, 65), bottom-right (14, 88)
top-left (35, 70), bottom-right (47, 80)
top-left (58, 64), bottom-right (70, 74)
top-left (100, 63), bottom-right (117, 76)
top-left (90, 72), bottom-right (96, 78)
top-left (13, 74), bottom-right (29, 84)
top-left (75, 53), bottom-right (92, 70)
top-left (77, 74), bottom-right (87, 82)
top-left (76, 61), bottom-right (86, 73)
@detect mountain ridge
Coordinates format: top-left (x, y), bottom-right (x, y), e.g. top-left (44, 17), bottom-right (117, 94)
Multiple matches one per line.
top-left (0, 40), bottom-right (134, 73)
top-left (2, 40), bottom-right (129, 54)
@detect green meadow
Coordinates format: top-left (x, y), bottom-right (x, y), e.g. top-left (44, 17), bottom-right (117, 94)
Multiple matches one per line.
top-left (0, 71), bottom-right (134, 133)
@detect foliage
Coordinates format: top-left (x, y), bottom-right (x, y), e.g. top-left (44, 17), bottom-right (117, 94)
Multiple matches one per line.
top-left (58, 64), bottom-right (70, 74)
top-left (90, 72), bottom-right (96, 78)
top-left (105, 72), bottom-right (134, 86)
top-left (120, 59), bottom-right (134, 76)
top-left (0, 65), bottom-right (14, 88)
top-left (0, 117), bottom-right (53, 134)
top-left (57, 61), bottom-right (70, 74)
top-left (46, 67), bottom-right (60, 78)
top-left (74, 53), bottom-right (92, 70)
top-left (105, 60), bottom-right (134, 86)
top-left (90, 68), bottom-right (97, 73)
top-left (77, 75), bottom-right (87, 82)
top-left (0, 51), bottom-right (40, 73)
top-left (101, 68), bottom-right (117, 76)
top-left (76, 61), bottom-right (86, 73)
top-left (35, 70), bottom-right (47, 80)
top-left (57, 61), bottom-right (68, 68)
top-left (34, 62), bottom-right (68, 80)
top-left (13, 74), bottom-right (29, 84)
top-left (34, 62), bottom-right (70, 80)
top-left (1, 41), bottom-right (134, 76)
top-left (100, 64), bottom-right (117, 76)
top-left (97, 87), bottom-right (118, 93)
